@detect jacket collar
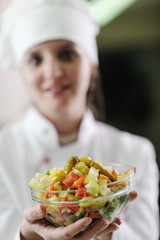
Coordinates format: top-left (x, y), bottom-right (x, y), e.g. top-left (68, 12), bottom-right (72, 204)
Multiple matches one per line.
top-left (23, 105), bottom-right (96, 149)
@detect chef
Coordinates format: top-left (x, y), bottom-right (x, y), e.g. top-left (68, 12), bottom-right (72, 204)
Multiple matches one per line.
top-left (0, 0), bottom-right (159, 239)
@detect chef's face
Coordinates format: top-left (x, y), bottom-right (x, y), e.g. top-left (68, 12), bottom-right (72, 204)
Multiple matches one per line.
top-left (22, 40), bottom-right (93, 116)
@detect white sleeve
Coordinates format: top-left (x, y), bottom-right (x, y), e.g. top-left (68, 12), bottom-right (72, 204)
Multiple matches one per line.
top-left (0, 149), bottom-right (22, 240)
top-left (0, 127), bottom-right (25, 240)
top-left (0, 178), bottom-right (21, 240)
top-left (112, 140), bottom-right (159, 240)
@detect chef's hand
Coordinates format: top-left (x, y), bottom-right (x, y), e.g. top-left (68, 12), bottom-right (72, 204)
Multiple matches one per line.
top-left (20, 204), bottom-right (120, 240)
top-left (129, 190), bottom-right (138, 202)
top-left (129, 167), bottom-right (138, 203)
top-left (94, 190), bottom-right (138, 240)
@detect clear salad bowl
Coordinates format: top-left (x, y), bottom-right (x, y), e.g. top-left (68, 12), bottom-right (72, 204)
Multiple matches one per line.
top-left (30, 163), bottom-right (135, 227)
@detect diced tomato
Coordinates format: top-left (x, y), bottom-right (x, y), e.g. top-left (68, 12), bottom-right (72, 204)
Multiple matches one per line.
top-left (46, 184), bottom-right (55, 191)
top-left (60, 197), bottom-right (68, 208)
top-left (119, 180), bottom-right (128, 187)
top-left (89, 211), bottom-right (100, 219)
top-left (74, 175), bottom-right (87, 189)
top-left (77, 185), bottom-right (90, 197)
top-left (63, 171), bottom-right (79, 188)
top-left (63, 197), bottom-right (68, 201)
top-left (84, 207), bottom-right (90, 213)
top-left (44, 184), bottom-right (55, 198)
top-left (109, 186), bottom-right (117, 192)
top-left (111, 169), bottom-right (118, 179)
top-left (50, 210), bottom-right (61, 217)
top-left (99, 174), bottom-right (109, 181)
top-left (68, 205), bottom-right (79, 212)
top-left (112, 168), bottom-right (117, 175)
top-left (60, 197), bottom-right (79, 212)
top-left (62, 212), bottom-right (69, 222)
top-left (84, 206), bottom-right (100, 219)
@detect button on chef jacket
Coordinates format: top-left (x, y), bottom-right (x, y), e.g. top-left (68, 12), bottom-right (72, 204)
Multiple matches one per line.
top-left (0, 106), bottom-right (159, 240)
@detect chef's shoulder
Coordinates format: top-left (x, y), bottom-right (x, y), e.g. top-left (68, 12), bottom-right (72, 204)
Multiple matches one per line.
top-left (95, 121), bottom-right (155, 163)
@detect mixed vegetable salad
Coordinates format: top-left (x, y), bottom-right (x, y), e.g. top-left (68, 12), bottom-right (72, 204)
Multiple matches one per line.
top-left (29, 156), bottom-right (134, 226)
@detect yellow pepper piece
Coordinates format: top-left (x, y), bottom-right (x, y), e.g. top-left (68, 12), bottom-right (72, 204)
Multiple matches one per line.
top-left (80, 156), bottom-right (116, 182)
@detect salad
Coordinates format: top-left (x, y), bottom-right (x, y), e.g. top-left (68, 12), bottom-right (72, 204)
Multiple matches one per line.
top-left (29, 156), bottom-right (134, 227)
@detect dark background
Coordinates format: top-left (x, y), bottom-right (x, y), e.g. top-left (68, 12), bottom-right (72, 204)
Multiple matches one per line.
top-left (99, 47), bottom-right (160, 168)
top-left (96, 0), bottom-right (160, 170)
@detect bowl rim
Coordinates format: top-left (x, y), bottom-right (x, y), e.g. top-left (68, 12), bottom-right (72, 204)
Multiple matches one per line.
top-left (30, 184), bottom-right (134, 205)
top-left (30, 162), bottom-right (135, 205)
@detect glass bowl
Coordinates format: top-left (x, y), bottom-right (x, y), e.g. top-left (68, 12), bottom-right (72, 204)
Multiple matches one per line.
top-left (30, 163), bottom-right (135, 227)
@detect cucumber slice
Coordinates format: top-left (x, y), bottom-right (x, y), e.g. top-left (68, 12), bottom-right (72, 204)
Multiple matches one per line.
top-left (103, 194), bottom-right (129, 222)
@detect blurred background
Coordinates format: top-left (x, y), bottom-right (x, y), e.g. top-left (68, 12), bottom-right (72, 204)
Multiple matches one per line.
top-left (0, 0), bottom-right (160, 171)
top-left (96, 0), bottom-right (160, 171)
top-left (94, 0), bottom-right (160, 172)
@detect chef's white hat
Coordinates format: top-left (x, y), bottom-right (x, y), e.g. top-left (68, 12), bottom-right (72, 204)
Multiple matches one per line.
top-left (0, 0), bottom-right (99, 69)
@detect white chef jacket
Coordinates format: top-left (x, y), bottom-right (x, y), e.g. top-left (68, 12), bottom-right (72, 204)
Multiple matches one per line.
top-left (0, 106), bottom-right (159, 240)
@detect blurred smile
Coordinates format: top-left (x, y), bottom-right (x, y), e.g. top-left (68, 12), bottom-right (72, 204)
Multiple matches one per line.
top-left (43, 84), bottom-right (70, 98)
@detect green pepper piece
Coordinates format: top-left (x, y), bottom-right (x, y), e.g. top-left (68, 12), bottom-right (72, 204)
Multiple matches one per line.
top-left (51, 156), bottom-right (79, 185)
top-left (79, 158), bottom-right (116, 182)
top-left (64, 156), bottom-right (79, 174)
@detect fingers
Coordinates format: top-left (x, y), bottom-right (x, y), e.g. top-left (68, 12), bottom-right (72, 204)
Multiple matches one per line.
top-left (37, 217), bottom-right (92, 240)
top-left (104, 217), bottom-right (121, 233)
top-left (133, 166), bottom-right (136, 174)
top-left (23, 204), bottom-right (46, 223)
top-left (74, 219), bottom-right (109, 240)
top-left (56, 217), bottom-right (92, 239)
top-left (114, 217), bottom-right (122, 225)
top-left (41, 217), bottom-right (92, 240)
top-left (95, 217), bottom-right (122, 237)
top-left (129, 167), bottom-right (137, 202)
top-left (129, 190), bottom-right (138, 202)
